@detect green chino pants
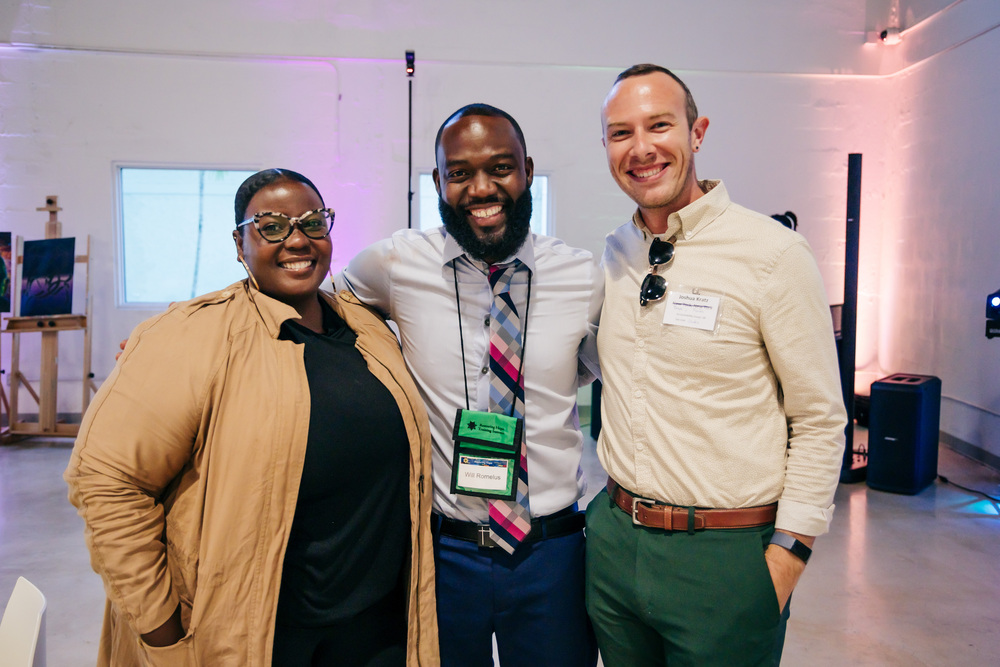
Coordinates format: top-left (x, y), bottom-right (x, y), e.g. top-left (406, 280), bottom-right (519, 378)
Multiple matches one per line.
top-left (585, 490), bottom-right (786, 667)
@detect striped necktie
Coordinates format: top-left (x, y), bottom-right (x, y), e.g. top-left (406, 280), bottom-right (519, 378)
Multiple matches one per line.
top-left (487, 262), bottom-right (531, 553)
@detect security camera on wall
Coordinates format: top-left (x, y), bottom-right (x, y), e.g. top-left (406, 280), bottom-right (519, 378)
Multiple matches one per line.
top-left (986, 288), bottom-right (1000, 339)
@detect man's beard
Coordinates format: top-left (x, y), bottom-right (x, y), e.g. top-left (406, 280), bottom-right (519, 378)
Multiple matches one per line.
top-left (439, 189), bottom-right (532, 264)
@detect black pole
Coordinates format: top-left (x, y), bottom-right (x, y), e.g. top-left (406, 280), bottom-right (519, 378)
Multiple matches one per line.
top-left (406, 51), bottom-right (414, 229)
top-left (840, 153), bottom-right (865, 482)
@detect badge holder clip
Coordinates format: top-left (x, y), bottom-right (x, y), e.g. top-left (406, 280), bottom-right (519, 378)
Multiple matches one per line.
top-left (450, 408), bottom-right (523, 500)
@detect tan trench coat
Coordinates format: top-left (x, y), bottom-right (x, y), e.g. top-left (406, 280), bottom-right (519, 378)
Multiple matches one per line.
top-left (65, 282), bottom-right (439, 666)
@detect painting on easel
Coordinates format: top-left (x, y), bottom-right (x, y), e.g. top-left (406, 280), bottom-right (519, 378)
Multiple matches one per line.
top-left (0, 232), bottom-right (11, 312)
top-left (20, 237), bottom-right (76, 316)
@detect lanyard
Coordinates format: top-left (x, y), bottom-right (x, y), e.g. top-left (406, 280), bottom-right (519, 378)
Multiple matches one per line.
top-left (452, 258), bottom-right (532, 416)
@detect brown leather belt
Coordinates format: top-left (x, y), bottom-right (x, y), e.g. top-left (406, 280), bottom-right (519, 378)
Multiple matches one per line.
top-left (606, 478), bottom-right (777, 532)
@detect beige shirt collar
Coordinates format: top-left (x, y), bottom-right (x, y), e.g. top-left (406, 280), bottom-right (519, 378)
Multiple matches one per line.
top-left (631, 179), bottom-right (728, 241)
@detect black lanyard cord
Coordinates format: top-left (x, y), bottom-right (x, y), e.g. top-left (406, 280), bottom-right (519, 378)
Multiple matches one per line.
top-left (453, 261), bottom-right (471, 411)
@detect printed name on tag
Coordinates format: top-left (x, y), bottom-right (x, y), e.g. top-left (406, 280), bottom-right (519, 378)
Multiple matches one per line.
top-left (663, 290), bottom-right (721, 331)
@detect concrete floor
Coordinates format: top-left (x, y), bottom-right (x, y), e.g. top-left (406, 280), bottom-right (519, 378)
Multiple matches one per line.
top-left (2, 431), bottom-right (998, 666)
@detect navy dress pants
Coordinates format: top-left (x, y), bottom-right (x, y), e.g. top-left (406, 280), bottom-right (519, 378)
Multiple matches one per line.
top-left (432, 519), bottom-right (597, 667)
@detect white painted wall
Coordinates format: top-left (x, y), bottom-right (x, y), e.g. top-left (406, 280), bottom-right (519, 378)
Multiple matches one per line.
top-left (1, 0), bottom-right (997, 460)
top-left (876, 24), bottom-right (1000, 459)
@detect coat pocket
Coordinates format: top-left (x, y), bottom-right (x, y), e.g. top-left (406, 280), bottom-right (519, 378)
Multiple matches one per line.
top-left (139, 631), bottom-right (198, 666)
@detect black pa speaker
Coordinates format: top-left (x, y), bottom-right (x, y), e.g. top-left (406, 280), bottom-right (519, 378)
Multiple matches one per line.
top-left (866, 374), bottom-right (941, 494)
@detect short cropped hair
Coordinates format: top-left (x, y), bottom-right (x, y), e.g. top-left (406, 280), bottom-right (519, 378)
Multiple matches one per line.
top-left (434, 103), bottom-right (527, 157)
top-left (234, 169), bottom-right (324, 228)
top-left (614, 64), bottom-right (699, 128)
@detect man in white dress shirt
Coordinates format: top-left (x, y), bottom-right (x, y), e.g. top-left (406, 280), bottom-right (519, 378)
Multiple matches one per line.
top-left (339, 104), bottom-right (602, 667)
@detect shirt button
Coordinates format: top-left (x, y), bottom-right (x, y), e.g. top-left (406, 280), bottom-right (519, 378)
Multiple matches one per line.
top-left (634, 390), bottom-right (642, 399)
top-left (637, 339), bottom-right (645, 348)
top-left (481, 367), bottom-right (489, 374)
top-left (636, 443), bottom-right (644, 451)
top-left (484, 316), bottom-right (490, 326)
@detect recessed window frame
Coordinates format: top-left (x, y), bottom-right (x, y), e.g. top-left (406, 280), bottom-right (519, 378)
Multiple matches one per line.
top-left (113, 162), bottom-right (259, 309)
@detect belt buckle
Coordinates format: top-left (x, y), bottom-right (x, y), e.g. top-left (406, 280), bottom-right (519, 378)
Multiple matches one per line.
top-left (476, 525), bottom-right (496, 548)
top-left (631, 496), bottom-right (658, 527)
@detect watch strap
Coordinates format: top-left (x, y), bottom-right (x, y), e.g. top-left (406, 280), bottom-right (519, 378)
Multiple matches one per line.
top-left (769, 531), bottom-right (812, 564)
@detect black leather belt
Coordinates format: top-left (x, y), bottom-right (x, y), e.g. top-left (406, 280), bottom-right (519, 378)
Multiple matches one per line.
top-left (433, 507), bottom-right (585, 548)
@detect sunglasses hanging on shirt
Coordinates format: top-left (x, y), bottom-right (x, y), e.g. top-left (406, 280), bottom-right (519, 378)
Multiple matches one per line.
top-left (639, 236), bottom-right (676, 306)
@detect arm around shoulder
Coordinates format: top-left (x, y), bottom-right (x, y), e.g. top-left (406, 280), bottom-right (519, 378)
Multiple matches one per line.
top-left (339, 237), bottom-right (399, 315)
top-left (578, 257), bottom-right (605, 384)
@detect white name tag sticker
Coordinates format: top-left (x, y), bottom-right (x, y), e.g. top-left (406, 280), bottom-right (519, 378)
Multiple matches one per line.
top-left (663, 290), bottom-right (721, 331)
top-left (456, 456), bottom-right (511, 492)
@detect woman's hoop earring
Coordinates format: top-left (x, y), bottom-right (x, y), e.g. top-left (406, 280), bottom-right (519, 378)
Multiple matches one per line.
top-left (238, 256), bottom-right (260, 291)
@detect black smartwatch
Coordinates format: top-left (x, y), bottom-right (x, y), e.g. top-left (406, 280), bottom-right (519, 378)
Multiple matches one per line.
top-left (769, 532), bottom-right (812, 564)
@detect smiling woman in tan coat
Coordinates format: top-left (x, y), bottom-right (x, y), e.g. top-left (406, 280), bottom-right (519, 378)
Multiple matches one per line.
top-left (65, 169), bottom-right (439, 666)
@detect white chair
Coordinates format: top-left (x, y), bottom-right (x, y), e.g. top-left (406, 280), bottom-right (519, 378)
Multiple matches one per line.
top-left (0, 576), bottom-right (47, 667)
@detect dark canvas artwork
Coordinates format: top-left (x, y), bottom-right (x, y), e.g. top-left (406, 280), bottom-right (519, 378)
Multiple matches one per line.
top-left (0, 232), bottom-right (11, 313)
top-left (20, 238), bottom-right (75, 317)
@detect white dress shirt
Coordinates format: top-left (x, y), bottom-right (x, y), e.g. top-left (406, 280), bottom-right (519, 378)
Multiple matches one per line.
top-left (339, 227), bottom-right (604, 522)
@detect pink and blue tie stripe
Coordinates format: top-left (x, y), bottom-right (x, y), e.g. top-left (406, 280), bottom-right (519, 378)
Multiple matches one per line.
top-left (487, 262), bottom-right (531, 553)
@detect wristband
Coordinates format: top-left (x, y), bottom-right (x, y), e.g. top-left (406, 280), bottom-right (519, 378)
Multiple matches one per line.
top-left (769, 531), bottom-right (812, 564)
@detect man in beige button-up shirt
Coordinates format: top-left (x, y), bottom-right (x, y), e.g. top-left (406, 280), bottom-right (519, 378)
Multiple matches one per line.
top-left (585, 64), bottom-right (847, 667)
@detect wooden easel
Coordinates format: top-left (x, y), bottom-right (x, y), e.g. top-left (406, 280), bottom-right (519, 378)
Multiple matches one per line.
top-left (0, 196), bottom-right (96, 440)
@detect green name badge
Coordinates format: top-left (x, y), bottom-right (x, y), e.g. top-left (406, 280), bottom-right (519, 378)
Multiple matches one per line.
top-left (450, 409), bottom-right (523, 500)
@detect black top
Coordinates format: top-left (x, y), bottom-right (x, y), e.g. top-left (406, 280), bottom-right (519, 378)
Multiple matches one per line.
top-left (276, 299), bottom-right (410, 627)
